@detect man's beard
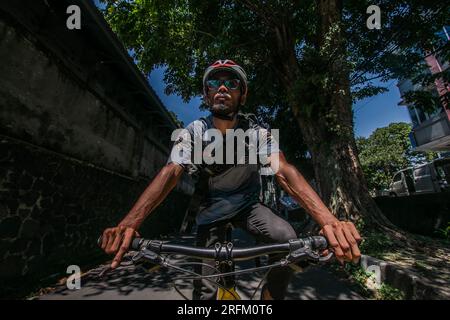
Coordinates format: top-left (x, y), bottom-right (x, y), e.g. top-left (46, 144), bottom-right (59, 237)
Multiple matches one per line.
top-left (210, 102), bottom-right (238, 117)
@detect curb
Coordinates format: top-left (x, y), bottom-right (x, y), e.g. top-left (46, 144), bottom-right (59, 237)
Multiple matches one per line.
top-left (360, 255), bottom-right (446, 300)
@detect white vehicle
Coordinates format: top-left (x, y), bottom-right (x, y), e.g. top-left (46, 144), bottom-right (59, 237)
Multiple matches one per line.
top-left (389, 158), bottom-right (450, 196)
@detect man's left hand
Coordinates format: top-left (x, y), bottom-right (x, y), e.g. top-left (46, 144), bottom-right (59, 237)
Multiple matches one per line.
top-left (320, 220), bottom-right (362, 264)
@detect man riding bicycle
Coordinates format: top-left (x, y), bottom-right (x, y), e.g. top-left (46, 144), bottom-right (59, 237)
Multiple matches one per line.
top-left (100, 59), bottom-right (361, 300)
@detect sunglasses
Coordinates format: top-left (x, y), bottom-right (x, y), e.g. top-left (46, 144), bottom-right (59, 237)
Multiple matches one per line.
top-left (206, 79), bottom-right (241, 90)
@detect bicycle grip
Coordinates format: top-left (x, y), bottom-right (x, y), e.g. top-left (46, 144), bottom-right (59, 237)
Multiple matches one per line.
top-left (98, 234), bottom-right (143, 250)
top-left (132, 237), bottom-right (143, 250)
top-left (311, 236), bottom-right (328, 250)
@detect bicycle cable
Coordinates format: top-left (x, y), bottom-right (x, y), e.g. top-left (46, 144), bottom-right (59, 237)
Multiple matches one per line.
top-left (171, 261), bottom-right (284, 280)
top-left (167, 260), bottom-right (280, 300)
top-left (168, 260), bottom-right (277, 300)
top-left (159, 257), bottom-right (242, 299)
top-left (170, 261), bottom-right (238, 299)
top-left (250, 266), bottom-right (273, 300)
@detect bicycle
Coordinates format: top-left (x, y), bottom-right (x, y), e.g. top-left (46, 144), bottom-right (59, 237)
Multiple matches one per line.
top-left (98, 235), bottom-right (334, 300)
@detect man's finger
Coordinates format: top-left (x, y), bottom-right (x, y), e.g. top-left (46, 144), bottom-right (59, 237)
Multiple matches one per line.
top-left (323, 225), bottom-right (344, 264)
top-left (105, 232), bottom-right (117, 254)
top-left (111, 250), bottom-right (126, 269)
top-left (110, 229), bottom-right (124, 253)
top-left (122, 229), bottom-right (135, 249)
top-left (111, 231), bottom-right (134, 269)
top-left (345, 222), bottom-right (362, 243)
top-left (101, 229), bottom-right (112, 250)
top-left (343, 226), bottom-right (361, 263)
top-left (334, 227), bottom-right (352, 262)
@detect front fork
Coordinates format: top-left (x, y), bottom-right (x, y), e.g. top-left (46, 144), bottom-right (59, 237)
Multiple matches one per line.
top-left (215, 241), bottom-right (241, 300)
top-left (216, 260), bottom-right (240, 300)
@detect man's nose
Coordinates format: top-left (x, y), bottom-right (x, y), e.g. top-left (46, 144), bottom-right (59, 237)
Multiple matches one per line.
top-left (218, 84), bottom-right (228, 92)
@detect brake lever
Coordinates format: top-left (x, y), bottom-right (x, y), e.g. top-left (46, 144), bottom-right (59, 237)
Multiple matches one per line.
top-left (131, 251), bottom-right (144, 263)
top-left (132, 248), bottom-right (163, 265)
top-left (305, 249), bottom-right (334, 263)
top-left (318, 252), bottom-right (334, 262)
top-left (282, 247), bottom-right (309, 266)
top-left (285, 247), bottom-right (334, 265)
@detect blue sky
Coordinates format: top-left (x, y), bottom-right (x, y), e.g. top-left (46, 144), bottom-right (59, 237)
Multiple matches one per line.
top-left (352, 79), bottom-right (411, 137)
top-left (149, 67), bottom-right (411, 138)
top-left (149, 67), bottom-right (208, 126)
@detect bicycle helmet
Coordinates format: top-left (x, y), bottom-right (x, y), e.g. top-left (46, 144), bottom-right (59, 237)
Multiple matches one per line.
top-left (203, 59), bottom-right (248, 96)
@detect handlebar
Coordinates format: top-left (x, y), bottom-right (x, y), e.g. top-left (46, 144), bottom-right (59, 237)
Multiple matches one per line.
top-left (130, 236), bottom-right (330, 262)
top-left (97, 234), bottom-right (334, 285)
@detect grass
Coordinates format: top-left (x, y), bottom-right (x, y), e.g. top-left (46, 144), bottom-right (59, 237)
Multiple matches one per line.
top-left (434, 222), bottom-right (450, 240)
top-left (335, 219), bottom-right (450, 299)
top-left (377, 284), bottom-right (405, 300)
top-left (359, 231), bottom-right (395, 259)
top-left (331, 263), bottom-right (405, 300)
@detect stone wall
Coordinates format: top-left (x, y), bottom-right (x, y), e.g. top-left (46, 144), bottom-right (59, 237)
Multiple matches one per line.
top-left (0, 136), bottom-right (190, 297)
top-left (0, 1), bottom-right (193, 297)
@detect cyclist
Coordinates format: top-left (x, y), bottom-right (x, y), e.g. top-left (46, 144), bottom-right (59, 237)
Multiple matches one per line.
top-left (100, 59), bottom-right (361, 300)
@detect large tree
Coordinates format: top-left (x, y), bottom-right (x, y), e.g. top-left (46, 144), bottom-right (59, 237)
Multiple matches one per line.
top-left (100, 0), bottom-right (449, 228)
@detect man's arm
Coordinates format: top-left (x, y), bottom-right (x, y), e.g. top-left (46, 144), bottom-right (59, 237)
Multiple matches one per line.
top-left (270, 152), bottom-right (361, 263)
top-left (101, 162), bottom-right (184, 268)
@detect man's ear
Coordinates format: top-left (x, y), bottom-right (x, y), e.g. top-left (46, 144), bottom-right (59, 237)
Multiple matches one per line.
top-left (240, 93), bottom-right (247, 106)
top-left (203, 93), bottom-right (212, 106)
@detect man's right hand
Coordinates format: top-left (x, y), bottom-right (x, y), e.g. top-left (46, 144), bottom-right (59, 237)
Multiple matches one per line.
top-left (100, 226), bottom-right (139, 269)
top-left (99, 163), bottom-right (183, 269)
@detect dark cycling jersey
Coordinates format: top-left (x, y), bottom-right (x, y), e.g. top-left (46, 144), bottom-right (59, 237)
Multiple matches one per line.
top-left (167, 112), bottom-right (280, 225)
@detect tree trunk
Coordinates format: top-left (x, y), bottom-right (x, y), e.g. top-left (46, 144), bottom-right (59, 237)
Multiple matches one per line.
top-left (272, 0), bottom-right (395, 228)
top-left (295, 110), bottom-right (393, 227)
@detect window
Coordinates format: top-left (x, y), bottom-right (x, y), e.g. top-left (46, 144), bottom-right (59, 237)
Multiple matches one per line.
top-left (408, 107), bottom-right (420, 127)
top-left (416, 107), bottom-right (428, 123)
top-left (414, 166), bottom-right (429, 177)
top-left (436, 163), bottom-right (450, 182)
top-left (393, 173), bottom-right (402, 182)
top-left (436, 166), bottom-right (445, 180)
top-left (404, 169), bottom-right (414, 180)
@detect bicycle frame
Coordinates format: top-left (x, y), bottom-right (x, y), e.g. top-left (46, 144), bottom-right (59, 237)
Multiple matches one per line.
top-left (217, 287), bottom-right (241, 300)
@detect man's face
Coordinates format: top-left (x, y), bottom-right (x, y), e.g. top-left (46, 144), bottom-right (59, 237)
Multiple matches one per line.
top-left (205, 71), bottom-right (245, 117)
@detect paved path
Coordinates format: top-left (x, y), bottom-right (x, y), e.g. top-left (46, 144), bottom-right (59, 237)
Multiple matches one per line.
top-left (37, 232), bottom-right (364, 300)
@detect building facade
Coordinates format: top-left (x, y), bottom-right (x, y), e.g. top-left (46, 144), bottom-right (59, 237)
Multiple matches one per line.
top-left (397, 26), bottom-right (450, 152)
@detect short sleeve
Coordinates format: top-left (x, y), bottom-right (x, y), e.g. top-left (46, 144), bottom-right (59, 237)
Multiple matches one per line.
top-left (257, 126), bottom-right (281, 162)
top-left (167, 120), bottom-right (205, 175)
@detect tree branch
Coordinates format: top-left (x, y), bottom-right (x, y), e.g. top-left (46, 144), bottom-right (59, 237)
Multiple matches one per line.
top-left (238, 0), bottom-right (278, 29)
top-left (350, 6), bottom-right (446, 84)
